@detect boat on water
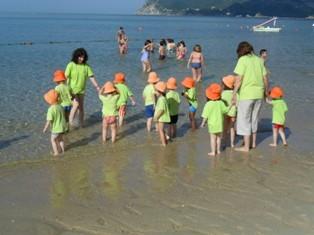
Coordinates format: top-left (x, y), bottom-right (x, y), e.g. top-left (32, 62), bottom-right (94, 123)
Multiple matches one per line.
top-left (253, 17), bottom-right (282, 32)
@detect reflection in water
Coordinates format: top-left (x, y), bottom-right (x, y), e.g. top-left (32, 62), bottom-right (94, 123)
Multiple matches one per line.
top-left (51, 160), bottom-right (92, 208)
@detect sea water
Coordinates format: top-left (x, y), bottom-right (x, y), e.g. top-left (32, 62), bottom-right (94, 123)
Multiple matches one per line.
top-left (0, 13), bottom-right (314, 164)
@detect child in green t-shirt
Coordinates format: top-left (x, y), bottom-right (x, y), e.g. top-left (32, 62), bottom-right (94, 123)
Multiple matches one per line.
top-left (53, 70), bottom-right (72, 126)
top-left (113, 72), bottom-right (136, 127)
top-left (266, 86), bottom-right (288, 147)
top-left (99, 82), bottom-right (119, 143)
top-left (181, 77), bottom-right (197, 130)
top-left (166, 77), bottom-right (181, 139)
top-left (154, 81), bottom-right (171, 147)
top-left (221, 75), bottom-right (237, 148)
top-left (143, 72), bottom-right (159, 132)
top-left (43, 89), bottom-right (67, 156)
top-left (201, 83), bottom-right (229, 156)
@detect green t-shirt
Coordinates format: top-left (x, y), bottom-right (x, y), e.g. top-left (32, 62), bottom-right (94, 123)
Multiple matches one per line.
top-left (99, 94), bottom-right (119, 117)
top-left (185, 87), bottom-right (198, 109)
top-left (154, 96), bottom-right (170, 123)
top-left (201, 100), bottom-right (228, 134)
top-left (142, 84), bottom-right (155, 106)
top-left (166, 90), bottom-right (180, 116)
top-left (271, 99), bottom-right (288, 125)
top-left (65, 62), bottom-right (94, 95)
top-left (234, 54), bottom-right (267, 100)
top-left (221, 90), bottom-right (237, 117)
top-left (55, 83), bottom-right (72, 107)
top-left (46, 104), bottom-right (67, 133)
top-left (115, 83), bottom-right (133, 107)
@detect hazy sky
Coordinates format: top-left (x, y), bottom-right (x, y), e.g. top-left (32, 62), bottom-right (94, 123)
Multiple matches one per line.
top-left (0, 0), bottom-right (146, 14)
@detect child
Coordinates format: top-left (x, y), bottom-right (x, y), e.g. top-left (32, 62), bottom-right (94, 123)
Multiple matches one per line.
top-left (166, 77), bottom-right (181, 138)
top-left (141, 40), bottom-right (153, 73)
top-left (201, 83), bottom-right (229, 156)
top-left (99, 82), bottom-right (120, 143)
top-left (221, 75), bottom-right (237, 148)
top-left (266, 86), bottom-right (288, 146)
top-left (176, 40), bottom-right (187, 60)
top-left (113, 72), bottom-right (136, 127)
top-left (187, 44), bottom-right (205, 82)
top-left (43, 89), bottom-right (67, 156)
top-left (154, 81), bottom-right (171, 146)
top-left (181, 77), bottom-right (197, 130)
top-left (159, 39), bottom-right (166, 60)
top-left (53, 70), bottom-right (72, 126)
top-left (143, 72), bottom-right (159, 131)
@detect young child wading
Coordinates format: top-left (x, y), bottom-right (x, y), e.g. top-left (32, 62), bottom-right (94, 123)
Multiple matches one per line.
top-left (181, 77), bottom-right (198, 130)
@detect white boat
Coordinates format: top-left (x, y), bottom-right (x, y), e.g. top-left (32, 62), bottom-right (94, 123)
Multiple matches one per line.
top-left (253, 17), bottom-right (282, 32)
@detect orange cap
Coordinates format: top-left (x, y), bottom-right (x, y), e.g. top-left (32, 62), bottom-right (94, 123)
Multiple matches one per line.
top-left (166, 77), bottom-right (177, 90)
top-left (114, 72), bottom-right (126, 83)
top-left (53, 70), bottom-right (66, 82)
top-left (155, 81), bottom-right (167, 93)
top-left (269, 86), bottom-right (284, 99)
top-left (222, 75), bottom-right (236, 89)
top-left (44, 89), bottom-right (58, 105)
top-left (102, 81), bottom-right (116, 94)
top-left (147, 72), bottom-right (160, 84)
top-left (206, 83), bottom-right (222, 100)
top-left (181, 77), bottom-right (195, 88)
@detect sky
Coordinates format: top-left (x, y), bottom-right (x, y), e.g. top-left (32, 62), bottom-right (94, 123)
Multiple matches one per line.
top-left (0, 0), bottom-right (146, 14)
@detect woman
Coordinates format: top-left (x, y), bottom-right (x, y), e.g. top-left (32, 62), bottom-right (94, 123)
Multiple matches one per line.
top-left (65, 48), bottom-right (100, 127)
top-left (187, 44), bottom-right (205, 82)
top-left (232, 41), bottom-right (268, 152)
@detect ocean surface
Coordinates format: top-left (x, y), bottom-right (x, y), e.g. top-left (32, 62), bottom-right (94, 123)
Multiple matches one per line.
top-left (0, 13), bottom-right (314, 164)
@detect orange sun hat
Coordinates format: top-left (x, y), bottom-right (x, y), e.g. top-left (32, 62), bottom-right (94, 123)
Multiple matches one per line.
top-left (44, 89), bottom-right (59, 105)
top-left (114, 72), bottom-right (126, 83)
top-left (269, 86), bottom-right (284, 99)
top-left (206, 83), bottom-right (222, 100)
top-left (102, 81), bottom-right (117, 94)
top-left (222, 75), bottom-right (236, 89)
top-left (166, 77), bottom-right (177, 90)
top-left (155, 81), bottom-right (167, 93)
top-left (53, 70), bottom-right (66, 82)
top-left (147, 72), bottom-right (160, 84)
top-left (181, 77), bottom-right (195, 89)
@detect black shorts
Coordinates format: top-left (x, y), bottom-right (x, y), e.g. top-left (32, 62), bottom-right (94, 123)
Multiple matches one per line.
top-left (169, 115), bottom-right (178, 124)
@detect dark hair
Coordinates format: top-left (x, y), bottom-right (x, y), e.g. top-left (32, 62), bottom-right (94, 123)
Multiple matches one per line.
top-left (259, 49), bottom-right (267, 56)
top-left (193, 44), bottom-right (202, 52)
top-left (144, 40), bottom-right (151, 46)
top-left (236, 41), bottom-right (254, 58)
top-left (72, 48), bottom-right (88, 64)
top-left (180, 40), bottom-right (186, 47)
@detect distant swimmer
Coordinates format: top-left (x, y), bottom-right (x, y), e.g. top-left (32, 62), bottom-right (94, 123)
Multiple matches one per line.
top-left (117, 27), bottom-right (128, 54)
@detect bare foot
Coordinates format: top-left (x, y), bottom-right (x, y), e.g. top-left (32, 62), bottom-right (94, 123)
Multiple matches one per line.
top-left (283, 143), bottom-right (288, 147)
top-left (269, 143), bottom-right (277, 147)
top-left (208, 152), bottom-right (216, 156)
top-left (217, 151), bottom-right (221, 155)
top-left (235, 147), bottom-right (249, 152)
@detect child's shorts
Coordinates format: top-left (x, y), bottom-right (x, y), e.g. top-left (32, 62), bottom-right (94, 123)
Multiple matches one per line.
top-left (170, 115), bottom-right (178, 124)
top-left (189, 105), bottom-right (197, 113)
top-left (51, 132), bottom-right (64, 139)
top-left (63, 105), bottom-right (72, 112)
top-left (145, 105), bottom-right (155, 118)
top-left (119, 105), bottom-right (126, 117)
top-left (273, 123), bottom-right (285, 129)
top-left (104, 116), bottom-right (117, 125)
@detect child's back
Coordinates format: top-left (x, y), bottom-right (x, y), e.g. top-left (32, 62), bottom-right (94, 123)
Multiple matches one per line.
top-left (55, 83), bottom-right (72, 107)
top-left (221, 90), bottom-right (237, 118)
top-left (142, 83), bottom-right (155, 106)
top-left (47, 104), bottom-right (68, 133)
top-left (202, 100), bottom-right (228, 134)
top-left (99, 93), bottom-right (119, 117)
top-left (166, 90), bottom-right (180, 116)
top-left (271, 99), bottom-right (288, 125)
top-left (115, 83), bottom-right (133, 107)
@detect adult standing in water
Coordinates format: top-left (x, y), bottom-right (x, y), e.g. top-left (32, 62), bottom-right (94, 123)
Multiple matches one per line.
top-left (117, 27), bottom-right (128, 54)
top-left (232, 41), bottom-right (268, 152)
top-left (65, 48), bottom-right (100, 127)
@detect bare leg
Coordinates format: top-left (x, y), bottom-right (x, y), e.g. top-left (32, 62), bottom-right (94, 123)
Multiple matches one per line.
top-left (111, 123), bottom-right (117, 143)
top-left (147, 61), bottom-right (152, 72)
top-left (269, 126), bottom-right (278, 147)
top-left (252, 132), bottom-right (257, 148)
top-left (146, 117), bottom-right (153, 132)
top-left (142, 62), bottom-right (146, 72)
top-left (102, 118), bottom-right (108, 143)
top-left (197, 68), bottom-right (202, 82)
top-left (278, 127), bottom-right (287, 146)
top-left (235, 135), bottom-right (250, 152)
top-left (216, 133), bottom-right (222, 154)
top-left (208, 133), bottom-right (217, 156)
top-left (58, 134), bottom-right (65, 154)
top-left (69, 97), bottom-right (79, 126)
top-left (158, 122), bottom-right (167, 146)
top-left (118, 114), bottom-right (123, 127)
top-left (191, 68), bottom-right (197, 81)
top-left (189, 112), bottom-right (196, 131)
top-left (51, 135), bottom-right (59, 156)
top-left (78, 95), bottom-right (85, 127)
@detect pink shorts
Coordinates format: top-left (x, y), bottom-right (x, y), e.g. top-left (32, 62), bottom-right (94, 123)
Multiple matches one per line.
top-left (273, 123), bottom-right (284, 129)
top-left (104, 116), bottom-right (116, 125)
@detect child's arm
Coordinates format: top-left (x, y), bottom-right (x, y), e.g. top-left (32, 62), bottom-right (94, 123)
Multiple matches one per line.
top-left (200, 118), bottom-right (207, 128)
top-left (265, 97), bottom-right (272, 104)
top-left (43, 120), bottom-right (51, 133)
top-left (154, 109), bottom-right (164, 122)
top-left (89, 76), bottom-right (100, 92)
top-left (129, 95), bottom-right (136, 106)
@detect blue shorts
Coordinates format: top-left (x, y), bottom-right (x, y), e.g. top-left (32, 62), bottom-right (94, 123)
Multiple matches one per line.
top-left (191, 63), bottom-right (202, 69)
top-left (63, 106), bottom-right (72, 112)
top-left (189, 105), bottom-right (197, 113)
top-left (145, 105), bottom-right (155, 118)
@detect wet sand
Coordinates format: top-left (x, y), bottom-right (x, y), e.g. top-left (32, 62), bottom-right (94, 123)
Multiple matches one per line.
top-left (1, 115), bottom-right (314, 235)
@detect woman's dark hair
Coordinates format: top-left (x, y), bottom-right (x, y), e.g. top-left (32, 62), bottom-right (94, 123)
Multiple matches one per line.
top-left (72, 48), bottom-right (88, 64)
top-left (237, 41), bottom-right (254, 58)
top-left (259, 49), bottom-right (267, 56)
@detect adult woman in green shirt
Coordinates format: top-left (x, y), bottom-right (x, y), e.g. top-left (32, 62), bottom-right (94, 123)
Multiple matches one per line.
top-left (65, 48), bottom-right (100, 127)
top-left (232, 41), bottom-right (268, 152)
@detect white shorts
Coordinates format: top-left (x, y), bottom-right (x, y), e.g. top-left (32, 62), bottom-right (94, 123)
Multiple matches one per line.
top-left (236, 99), bottom-right (263, 136)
